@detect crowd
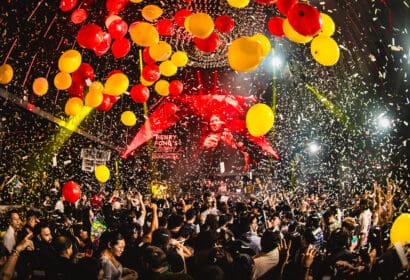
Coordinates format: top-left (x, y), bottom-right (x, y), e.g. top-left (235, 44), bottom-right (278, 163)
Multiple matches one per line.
top-left (0, 176), bottom-right (409, 280)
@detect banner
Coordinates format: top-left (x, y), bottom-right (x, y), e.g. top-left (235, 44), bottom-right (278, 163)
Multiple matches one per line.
top-left (152, 134), bottom-right (182, 160)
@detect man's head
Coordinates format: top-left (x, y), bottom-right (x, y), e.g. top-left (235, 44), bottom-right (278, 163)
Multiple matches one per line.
top-left (209, 115), bottom-right (225, 132)
top-left (53, 235), bottom-right (73, 259)
top-left (26, 210), bottom-right (40, 229)
top-left (34, 222), bottom-right (53, 243)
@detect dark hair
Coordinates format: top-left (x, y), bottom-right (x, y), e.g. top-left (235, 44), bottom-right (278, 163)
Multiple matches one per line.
top-left (260, 230), bottom-right (281, 253)
top-left (106, 231), bottom-right (125, 248)
top-left (53, 235), bottom-right (73, 255)
top-left (327, 228), bottom-right (349, 253)
top-left (232, 254), bottom-right (254, 280)
top-left (33, 222), bottom-right (50, 236)
top-left (185, 208), bottom-right (197, 221)
top-left (151, 228), bottom-right (171, 252)
top-left (7, 209), bottom-right (19, 221)
top-left (167, 214), bottom-right (184, 230)
top-left (142, 246), bottom-right (167, 270)
top-left (76, 257), bottom-right (102, 280)
top-left (197, 265), bottom-right (225, 280)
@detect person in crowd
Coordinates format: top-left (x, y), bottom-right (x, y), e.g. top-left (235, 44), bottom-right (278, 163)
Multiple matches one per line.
top-left (3, 209), bottom-right (22, 253)
top-left (99, 231), bottom-right (138, 280)
top-left (0, 232), bottom-right (34, 280)
top-left (0, 176), bottom-right (408, 280)
top-left (252, 230), bottom-right (281, 279)
top-left (55, 195), bottom-right (65, 214)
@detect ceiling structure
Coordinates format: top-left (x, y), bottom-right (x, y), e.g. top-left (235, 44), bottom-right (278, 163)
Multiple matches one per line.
top-left (0, 0), bottom-right (408, 189)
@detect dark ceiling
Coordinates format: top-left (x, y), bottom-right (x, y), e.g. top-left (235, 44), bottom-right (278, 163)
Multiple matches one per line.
top-left (0, 0), bottom-right (409, 189)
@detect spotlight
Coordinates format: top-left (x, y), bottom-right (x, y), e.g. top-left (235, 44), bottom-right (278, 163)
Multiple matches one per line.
top-left (308, 142), bottom-right (320, 154)
top-left (272, 54), bottom-right (283, 69)
top-left (378, 117), bottom-right (391, 129)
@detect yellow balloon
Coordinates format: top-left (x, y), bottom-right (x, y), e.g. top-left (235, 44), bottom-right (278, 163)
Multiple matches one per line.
top-left (104, 73), bottom-right (129, 96)
top-left (390, 213), bottom-right (410, 246)
top-left (89, 81), bottom-right (104, 94)
top-left (95, 165), bottom-right (110, 183)
top-left (58, 49), bottom-right (82, 73)
top-left (187, 13), bottom-right (214, 39)
top-left (141, 4), bottom-right (163, 22)
top-left (129, 22), bottom-right (159, 47)
top-left (154, 80), bottom-right (169, 96)
top-left (310, 35), bottom-right (340, 66)
top-left (0, 64), bottom-right (14, 85)
top-left (319, 13), bottom-right (335, 36)
top-left (251, 34), bottom-right (271, 57)
top-left (121, 110), bottom-right (137, 126)
top-left (283, 18), bottom-right (312, 44)
top-left (171, 51), bottom-right (188, 67)
top-left (228, 37), bottom-right (263, 72)
top-left (140, 75), bottom-right (154, 86)
top-left (149, 41), bottom-right (172, 62)
top-left (32, 77), bottom-right (49, 96)
top-left (227, 0), bottom-right (250, 8)
top-left (246, 103), bottom-right (274, 136)
top-left (85, 90), bottom-right (103, 108)
top-left (65, 97), bottom-right (83, 116)
top-left (54, 72), bottom-right (72, 90)
top-left (159, 60), bottom-right (177, 77)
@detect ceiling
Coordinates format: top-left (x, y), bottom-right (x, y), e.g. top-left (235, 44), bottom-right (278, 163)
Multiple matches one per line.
top-left (0, 0), bottom-right (409, 188)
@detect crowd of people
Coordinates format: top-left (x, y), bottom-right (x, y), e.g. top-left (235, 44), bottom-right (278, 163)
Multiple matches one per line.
top-left (0, 176), bottom-right (409, 280)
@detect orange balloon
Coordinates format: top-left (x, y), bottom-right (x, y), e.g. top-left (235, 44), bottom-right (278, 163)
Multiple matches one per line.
top-left (0, 64), bottom-right (14, 84)
top-left (129, 22), bottom-right (159, 47)
top-left (54, 72), bottom-right (72, 90)
top-left (65, 97), bottom-right (83, 116)
top-left (32, 77), bottom-right (49, 96)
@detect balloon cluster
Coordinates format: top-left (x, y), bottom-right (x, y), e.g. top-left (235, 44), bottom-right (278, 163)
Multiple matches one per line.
top-left (265, 0), bottom-right (340, 66)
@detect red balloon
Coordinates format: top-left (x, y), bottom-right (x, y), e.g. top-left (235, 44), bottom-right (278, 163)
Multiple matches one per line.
top-left (91, 193), bottom-right (103, 209)
top-left (267, 17), bottom-right (285, 37)
top-left (108, 18), bottom-right (128, 39)
top-left (287, 3), bottom-right (322, 36)
top-left (254, 0), bottom-right (277, 4)
top-left (70, 8), bottom-right (87, 24)
top-left (174, 9), bottom-right (192, 27)
top-left (163, 102), bottom-right (178, 115)
top-left (156, 19), bottom-right (175, 36)
top-left (97, 94), bottom-right (114, 111)
top-left (77, 24), bottom-right (104, 49)
top-left (106, 0), bottom-right (129, 15)
top-left (111, 37), bottom-right (131, 59)
top-left (60, 0), bottom-right (78, 12)
top-left (142, 47), bottom-right (156, 65)
top-left (67, 82), bottom-right (84, 99)
top-left (93, 32), bottom-right (112, 57)
top-left (142, 64), bottom-right (160, 82)
top-left (130, 84), bottom-right (150, 103)
top-left (72, 63), bottom-right (94, 86)
top-left (169, 80), bottom-right (184, 95)
top-left (62, 181), bottom-right (81, 203)
top-left (276, 0), bottom-right (298, 16)
top-left (193, 32), bottom-right (220, 53)
top-left (215, 15), bottom-right (235, 33)
top-left (108, 95), bottom-right (120, 104)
